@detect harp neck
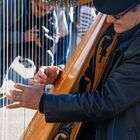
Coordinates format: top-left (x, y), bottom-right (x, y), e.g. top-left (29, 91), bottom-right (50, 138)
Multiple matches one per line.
top-left (51, 0), bottom-right (92, 6)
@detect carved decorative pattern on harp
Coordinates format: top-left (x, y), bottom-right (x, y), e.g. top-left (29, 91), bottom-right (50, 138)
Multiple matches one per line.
top-left (48, 16), bottom-right (118, 140)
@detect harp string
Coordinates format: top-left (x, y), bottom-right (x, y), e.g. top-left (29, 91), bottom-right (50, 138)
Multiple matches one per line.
top-left (0, 0), bottom-right (97, 139)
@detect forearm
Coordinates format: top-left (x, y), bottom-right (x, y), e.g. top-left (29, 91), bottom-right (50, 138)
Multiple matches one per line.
top-left (39, 83), bottom-right (140, 123)
top-left (39, 54), bottom-right (140, 122)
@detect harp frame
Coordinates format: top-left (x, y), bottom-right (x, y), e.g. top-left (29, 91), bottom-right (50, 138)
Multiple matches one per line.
top-left (20, 13), bottom-right (108, 140)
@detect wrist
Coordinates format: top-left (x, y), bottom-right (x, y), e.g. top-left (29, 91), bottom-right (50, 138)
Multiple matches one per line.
top-left (39, 93), bottom-right (46, 113)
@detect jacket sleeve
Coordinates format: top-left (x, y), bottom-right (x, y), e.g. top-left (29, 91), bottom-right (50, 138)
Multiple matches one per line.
top-left (39, 40), bottom-right (140, 123)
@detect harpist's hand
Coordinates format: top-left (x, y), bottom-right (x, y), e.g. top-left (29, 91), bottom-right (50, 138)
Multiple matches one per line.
top-left (33, 66), bottom-right (61, 85)
top-left (6, 83), bottom-right (44, 110)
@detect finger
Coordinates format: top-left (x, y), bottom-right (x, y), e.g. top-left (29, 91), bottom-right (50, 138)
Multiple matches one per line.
top-left (30, 33), bottom-right (39, 40)
top-left (29, 80), bottom-right (39, 86)
top-left (52, 66), bottom-right (62, 74)
top-left (10, 89), bottom-right (23, 95)
top-left (31, 81), bottom-right (45, 88)
top-left (28, 79), bottom-right (36, 86)
top-left (28, 79), bottom-right (45, 89)
top-left (6, 102), bottom-right (22, 109)
top-left (6, 94), bottom-right (22, 102)
top-left (31, 28), bottom-right (40, 32)
top-left (28, 33), bottom-right (38, 40)
top-left (10, 90), bottom-right (23, 96)
top-left (7, 92), bottom-right (22, 100)
top-left (32, 33), bottom-right (39, 36)
top-left (44, 66), bottom-right (60, 75)
top-left (43, 67), bottom-right (56, 84)
top-left (35, 39), bottom-right (42, 48)
top-left (33, 25), bottom-right (39, 30)
top-left (35, 70), bottom-right (47, 81)
top-left (40, 79), bottom-right (48, 85)
top-left (35, 82), bottom-right (46, 88)
top-left (31, 25), bottom-right (39, 31)
top-left (30, 78), bottom-right (47, 86)
top-left (44, 66), bottom-right (52, 75)
top-left (34, 75), bottom-right (43, 83)
top-left (14, 84), bottom-right (25, 91)
top-left (6, 94), bottom-right (14, 101)
top-left (39, 69), bottom-right (48, 79)
top-left (33, 33), bottom-right (39, 38)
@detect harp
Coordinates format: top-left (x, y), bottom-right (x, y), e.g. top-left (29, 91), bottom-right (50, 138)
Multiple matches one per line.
top-left (19, 13), bottom-right (108, 140)
top-left (0, 0), bottom-right (117, 140)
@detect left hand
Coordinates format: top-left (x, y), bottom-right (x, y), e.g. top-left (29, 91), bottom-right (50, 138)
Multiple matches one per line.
top-left (6, 83), bottom-right (44, 110)
top-left (24, 26), bottom-right (41, 48)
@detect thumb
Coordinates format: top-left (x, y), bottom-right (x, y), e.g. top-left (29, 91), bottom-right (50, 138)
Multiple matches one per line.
top-left (44, 66), bottom-right (60, 75)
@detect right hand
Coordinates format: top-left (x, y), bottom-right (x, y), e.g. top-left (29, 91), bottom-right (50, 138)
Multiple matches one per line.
top-left (30, 66), bottom-right (62, 85)
top-left (24, 26), bottom-right (41, 48)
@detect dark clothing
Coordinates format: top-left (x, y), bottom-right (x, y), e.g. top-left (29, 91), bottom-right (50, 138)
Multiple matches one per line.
top-left (0, 0), bottom-right (69, 85)
top-left (17, 1), bottom-right (59, 68)
top-left (0, 0), bottom-right (59, 69)
top-left (39, 23), bottom-right (140, 140)
top-left (94, 0), bottom-right (140, 15)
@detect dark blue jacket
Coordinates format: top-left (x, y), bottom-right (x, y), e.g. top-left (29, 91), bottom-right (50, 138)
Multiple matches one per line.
top-left (39, 23), bottom-right (140, 140)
